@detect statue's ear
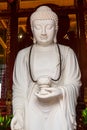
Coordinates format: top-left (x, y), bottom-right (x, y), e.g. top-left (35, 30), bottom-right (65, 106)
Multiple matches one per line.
top-left (31, 27), bottom-right (37, 44)
top-left (54, 30), bottom-right (57, 43)
top-left (33, 37), bottom-right (37, 44)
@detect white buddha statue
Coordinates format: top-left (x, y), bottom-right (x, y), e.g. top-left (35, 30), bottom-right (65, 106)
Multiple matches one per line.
top-left (11, 5), bottom-right (82, 130)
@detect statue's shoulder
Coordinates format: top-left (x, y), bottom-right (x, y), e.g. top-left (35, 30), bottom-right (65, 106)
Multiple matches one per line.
top-left (59, 44), bottom-right (74, 53)
top-left (58, 44), bottom-right (75, 57)
top-left (16, 46), bottom-right (31, 59)
top-left (18, 46), bottom-right (31, 55)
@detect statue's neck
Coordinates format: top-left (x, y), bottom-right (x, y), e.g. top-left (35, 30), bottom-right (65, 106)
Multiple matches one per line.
top-left (34, 43), bottom-right (56, 52)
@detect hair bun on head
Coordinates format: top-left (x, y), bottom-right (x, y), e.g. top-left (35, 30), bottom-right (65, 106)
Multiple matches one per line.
top-left (36, 6), bottom-right (52, 11)
top-left (30, 6), bottom-right (58, 30)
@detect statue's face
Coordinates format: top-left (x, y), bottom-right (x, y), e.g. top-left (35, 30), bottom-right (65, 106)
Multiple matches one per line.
top-left (32, 19), bottom-right (56, 46)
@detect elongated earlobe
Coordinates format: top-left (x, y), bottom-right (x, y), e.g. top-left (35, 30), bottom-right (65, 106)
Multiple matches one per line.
top-left (53, 31), bottom-right (57, 43)
top-left (54, 36), bottom-right (57, 43)
top-left (33, 37), bottom-right (37, 44)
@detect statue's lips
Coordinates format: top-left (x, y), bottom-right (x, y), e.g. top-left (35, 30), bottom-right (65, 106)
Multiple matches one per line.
top-left (40, 36), bottom-right (48, 40)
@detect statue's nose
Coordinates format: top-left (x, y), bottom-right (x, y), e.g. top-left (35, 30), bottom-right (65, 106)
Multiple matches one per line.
top-left (41, 34), bottom-right (47, 36)
top-left (41, 27), bottom-right (46, 35)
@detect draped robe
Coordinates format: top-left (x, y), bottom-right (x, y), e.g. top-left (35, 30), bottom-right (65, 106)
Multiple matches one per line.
top-left (12, 44), bottom-right (81, 130)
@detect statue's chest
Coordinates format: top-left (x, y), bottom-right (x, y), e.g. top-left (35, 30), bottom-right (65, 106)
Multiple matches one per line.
top-left (32, 50), bottom-right (59, 78)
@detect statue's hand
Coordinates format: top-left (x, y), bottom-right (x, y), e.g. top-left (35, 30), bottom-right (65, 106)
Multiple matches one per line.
top-left (35, 87), bottom-right (62, 100)
top-left (11, 113), bottom-right (24, 130)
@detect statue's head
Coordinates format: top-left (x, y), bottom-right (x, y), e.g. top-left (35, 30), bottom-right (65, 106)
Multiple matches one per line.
top-left (30, 6), bottom-right (58, 46)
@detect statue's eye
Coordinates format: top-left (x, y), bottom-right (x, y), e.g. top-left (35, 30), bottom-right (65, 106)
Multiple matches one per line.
top-left (46, 24), bottom-right (53, 30)
top-left (34, 25), bottom-right (41, 30)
